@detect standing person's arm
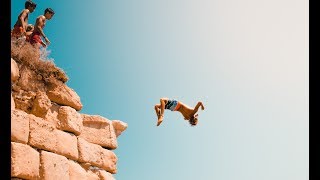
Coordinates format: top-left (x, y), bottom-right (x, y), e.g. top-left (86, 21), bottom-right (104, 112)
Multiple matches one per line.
top-left (19, 9), bottom-right (29, 33)
top-left (35, 16), bottom-right (50, 45)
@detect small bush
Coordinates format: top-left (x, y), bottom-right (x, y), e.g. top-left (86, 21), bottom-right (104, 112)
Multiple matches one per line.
top-left (11, 39), bottom-right (69, 84)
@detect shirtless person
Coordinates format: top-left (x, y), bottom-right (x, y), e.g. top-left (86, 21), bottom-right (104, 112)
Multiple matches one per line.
top-left (29, 8), bottom-right (55, 48)
top-left (154, 98), bottom-right (205, 126)
top-left (11, 0), bottom-right (37, 39)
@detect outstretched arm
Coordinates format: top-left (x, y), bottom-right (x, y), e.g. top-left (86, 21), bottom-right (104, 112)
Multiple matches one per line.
top-left (192, 101), bottom-right (204, 115)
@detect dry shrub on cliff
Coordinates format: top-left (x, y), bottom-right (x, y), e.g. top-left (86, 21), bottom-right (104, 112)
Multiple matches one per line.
top-left (11, 40), bottom-right (68, 83)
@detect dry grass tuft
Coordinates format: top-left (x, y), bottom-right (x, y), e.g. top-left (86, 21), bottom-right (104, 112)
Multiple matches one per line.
top-left (11, 40), bottom-right (68, 84)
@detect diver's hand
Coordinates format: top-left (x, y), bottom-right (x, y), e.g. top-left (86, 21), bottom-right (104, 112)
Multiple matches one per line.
top-left (201, 103), bottom-right (205, 110)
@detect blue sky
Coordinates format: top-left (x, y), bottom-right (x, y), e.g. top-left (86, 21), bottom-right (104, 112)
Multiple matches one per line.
top-left (12, 0), bottom-right (308, 179)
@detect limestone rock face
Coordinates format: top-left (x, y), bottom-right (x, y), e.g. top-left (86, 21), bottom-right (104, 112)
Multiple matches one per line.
top-left (31, 91), bottom-right (52, 118)
top-left (29, 115), bottom-right (57, 152)
top-left (11, 142), bottom-right (40, 180)
top-left (57, 106), bottom-right (83, 135)
top-left (13, 90), bottom-right (36, 113)
top-left (46, 83), bottom-right (83, 111)
top-left (40, 151), bottom-right (69, 180)
top-left (112, 120), bottom-right (128, 137)
top-left (17, 65), bottom-right (46, 92)
top-left (79, 114), bottom-right (117, 149)
top-left (10, 55), bottom-right (127, 179)
top-left (68, 160), bottom-right (88, 180)
top-left (11, 93), bottom-right (15, 110)
top-left (11, 58), bottom-right (20, 82)
top-left (11, 109), bottom-right (30, 144)
top-left (54, 130), bottom-right (79, 161)
top-left (44, 103), bottom-right (61, 127)
top-left (77, 137), bottom-right (117, 174)
top-left (99, 170), bottom-right (115, 180)
top-left (86, 170), bottom-right (100, 180)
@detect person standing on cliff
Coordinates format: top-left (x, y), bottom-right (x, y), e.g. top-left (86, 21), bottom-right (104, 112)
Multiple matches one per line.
top-left (11, 0), bottom-right (37, 39)
top-left (29, 8), bottom-right (55, 49)
top-left (154, 98), bottom-right (205, 126)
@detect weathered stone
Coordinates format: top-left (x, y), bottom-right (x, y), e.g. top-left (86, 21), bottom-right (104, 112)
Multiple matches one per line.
top-left (44, 103), bottom-right (61, 128)
top-left (68, 160), bottom-right (87, 180)
top-left (54, 130), bottom-right (78, 160)
top-left (77, 137), bottom-right (103, 167)
top-left (11, 142), bottom-right (40, 179)
top-left (29, 115), bottom-right (57, 152)
top-left (31, 91), bottom-right (51, 118)
top-left (10, 49), bottom-right (128, 179)
top-left (11, 58), bottom-right (20, 82)
top-left (12, 83), bottom-right (21, 92)
top-left (13, 90), bottom-right (36, 113)
top-left (79, 162), bottom-right (91, 170)
top-left (112, 120), bottom-right (128, 137)
top-left (40, 151), bottom-right (69, 180)
top-left (46, 82), bottom-right (82, 111)
top-left (99, 170), bottom-right (115, 180)
top-left (100, 148), bottom-right (118, 174)
top-left (17, 65), bottom-right (46, 92)
top-left (11, 93), bottom-right (15, 110)
top-left (86, 170), bottom-right (100, 180)
top-left (57, 106), bottom-right (82, 135)
top-left (77, 138), bottom-right (117, 173)
top-left (11, 109), bottom-right (29, 144)
top-left (79, 115), bottom-right (117, 149)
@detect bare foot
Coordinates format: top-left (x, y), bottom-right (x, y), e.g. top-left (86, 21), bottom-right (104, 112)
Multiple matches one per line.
top-left (157, 116), bottom-right (163, 126)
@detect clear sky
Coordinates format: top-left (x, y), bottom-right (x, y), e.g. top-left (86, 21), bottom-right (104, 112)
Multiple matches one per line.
top-left (12, 0), bottom-right (309, 179)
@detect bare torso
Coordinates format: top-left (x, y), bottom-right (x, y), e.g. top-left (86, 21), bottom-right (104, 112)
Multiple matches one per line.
top-left (15, 9), bottom-right (29, 28)
top-left (176, 103), bottom-right (194, 120)
top-left (34, 15), bottom-right (46, 34)
top-left (162, 98), bottom-right (195, 120)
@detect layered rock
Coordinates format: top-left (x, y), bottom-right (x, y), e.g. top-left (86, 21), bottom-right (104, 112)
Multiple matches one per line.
top-left (11, 58), bottom-right (127, 180)
top-left (79, 115), bottom-right (117, 149)
top-left (46, 82), bottom-right (83, 111)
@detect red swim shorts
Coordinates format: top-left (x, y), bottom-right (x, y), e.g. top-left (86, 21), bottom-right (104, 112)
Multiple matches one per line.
top-left (11, 25), bottom-right (24, 38)
top-left (29, 32), bottom-right (42, 44)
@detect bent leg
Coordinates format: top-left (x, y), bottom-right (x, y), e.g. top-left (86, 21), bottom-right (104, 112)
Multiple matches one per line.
top-left (156, 99), bottom-right (166, 126)
top-left (159, 98), bottom-right (166, 117)
top-left (154, 104), bottom-right (161, 119)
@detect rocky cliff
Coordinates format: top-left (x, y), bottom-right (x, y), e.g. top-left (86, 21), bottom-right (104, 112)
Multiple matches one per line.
top-left (10, 44), bottom-right (127, 180)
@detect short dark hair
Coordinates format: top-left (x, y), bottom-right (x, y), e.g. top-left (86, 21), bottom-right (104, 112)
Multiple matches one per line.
top-left (26, 24), bottom-right (34, 32)
top-left (44, 8), bottom-right (55, 15)
top-left (189, 115), bottom-right (198, 126)
top-left (25, 0), bottom-right (37, 9)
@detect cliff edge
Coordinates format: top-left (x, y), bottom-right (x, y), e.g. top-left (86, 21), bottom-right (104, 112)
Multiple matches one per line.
top-left (11, 42), bottom-right (128, 180)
